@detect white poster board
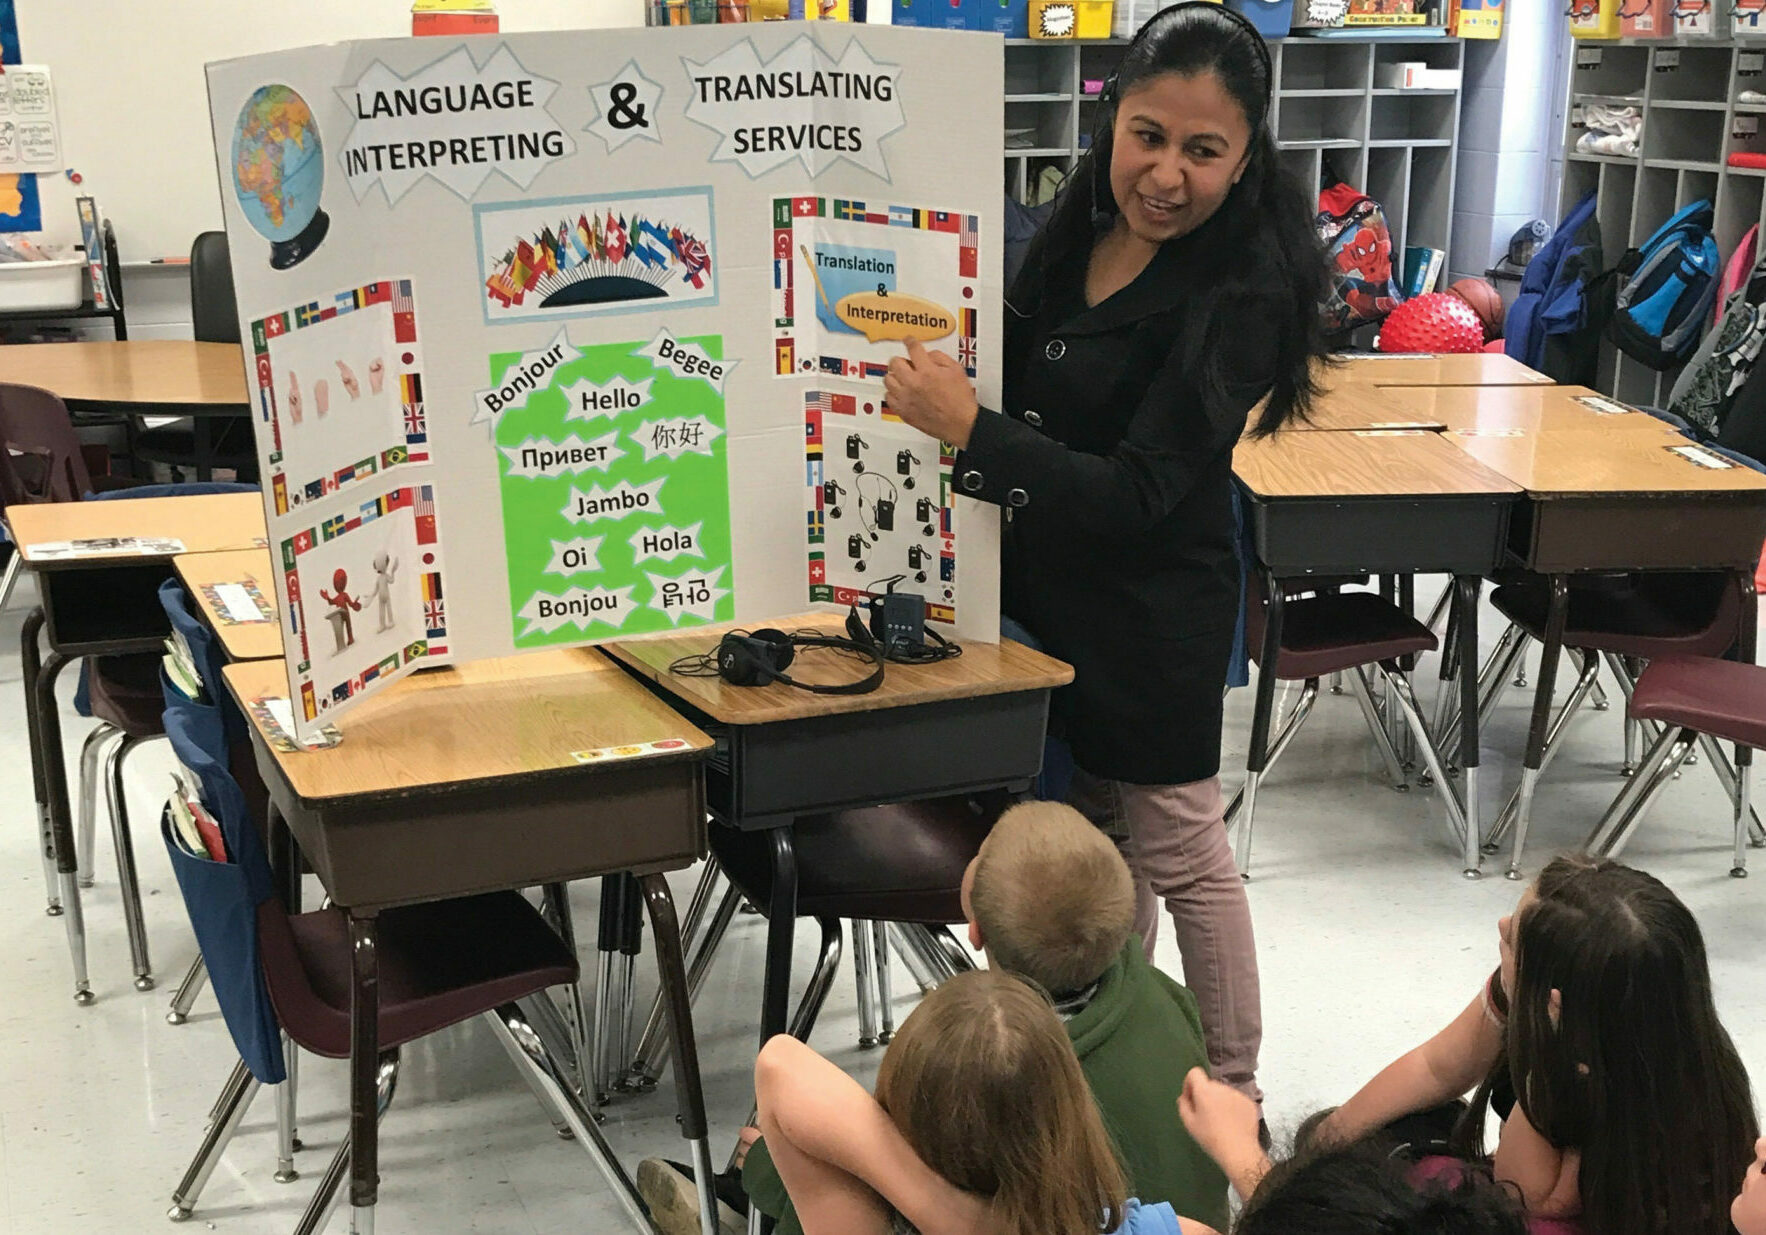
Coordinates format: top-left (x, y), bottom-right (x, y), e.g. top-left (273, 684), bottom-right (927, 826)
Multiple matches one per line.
top-left (0, 65), bottom-right (62, 174)
top-left (206, 25), bottom-right (1002, 738)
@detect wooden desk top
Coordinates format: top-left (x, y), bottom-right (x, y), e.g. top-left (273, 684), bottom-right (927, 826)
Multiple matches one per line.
top-left (174, 549), bottom-right (283, 661)
top-left (1253, 383), bottom-right (1449, 433)
top-left (1450, 429), bottom-right (1766, 497)
top-left (5, 493), bottom-right (267, 565)
top-left (1319, 353), bottom-right (1553, 390)
top-left (0, 340), bottom-right (249, 407)
top-left (1234, 428), bottom-right (1522, 499)
top-left (1384, 385), bottom-right (1682, 437)
top-left (604, 615), bottom-right (1075, 724)
top-left (224, 649), bottom-right (713, 802)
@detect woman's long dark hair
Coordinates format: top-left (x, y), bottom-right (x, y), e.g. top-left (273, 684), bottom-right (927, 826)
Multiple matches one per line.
top-left (1012, 2), bottom-right (1329, 437)
top-left (1238, 1139), bottom-right (1527, 1235)
top-left (1453, 854), bottom-right (1758, 1235)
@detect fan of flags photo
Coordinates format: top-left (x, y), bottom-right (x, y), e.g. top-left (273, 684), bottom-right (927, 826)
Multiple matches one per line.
top-left (484, 209), bottom-right (713, 310)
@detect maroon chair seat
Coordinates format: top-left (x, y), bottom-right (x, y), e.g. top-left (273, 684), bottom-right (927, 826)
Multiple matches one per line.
top-left (87, 653), bottom-right (168, 739)
top-left (1630, 655), bottom-right (1766, 750)
top-left (1249, 590), bottom-right (1438, 681)
top-left (257, 891), bottom-right (579, 1059)
top-left (711, 795), bottom-right (1005, 925)
top-left (1490, 571), bottom-right (1743, 661)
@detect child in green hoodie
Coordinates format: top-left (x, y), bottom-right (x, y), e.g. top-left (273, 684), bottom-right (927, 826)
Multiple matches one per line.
top-left (656, 800), bottom-right (1228, 1235)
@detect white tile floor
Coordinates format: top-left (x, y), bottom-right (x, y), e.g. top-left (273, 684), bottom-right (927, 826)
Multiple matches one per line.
top-left (0, 572), bottom-right (1761, 1233)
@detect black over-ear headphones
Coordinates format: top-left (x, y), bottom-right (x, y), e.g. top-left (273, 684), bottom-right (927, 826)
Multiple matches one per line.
top-left (713, 628), bottom-right (884, 695)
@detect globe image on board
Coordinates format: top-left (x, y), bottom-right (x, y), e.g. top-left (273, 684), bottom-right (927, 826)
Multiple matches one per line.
top-left (232, 84), bottom-right (330, 270)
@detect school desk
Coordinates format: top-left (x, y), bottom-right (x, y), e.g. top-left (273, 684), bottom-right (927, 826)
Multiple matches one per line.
top-left (173, 549), bottom-right (282, 661)
top-left (1232, 429), bottom-right (1524, 876)
top-left (1383, 384), bottom-right (1687, 439)
top-left (223, 651), bottom-right (717, 1230)
top-left (1319, 352), bottom-right (1554, 391)
top-left (1250, 382), bottom-right (1450, 433)
top-left (0, 340), bottom-right (251, 479)
top-left (605, 621), bottom-right (1072, 1045)
top-left (5, 492), bottom-right (266, 1003)
top-left (1447, 429), bottom-right (1766, 877)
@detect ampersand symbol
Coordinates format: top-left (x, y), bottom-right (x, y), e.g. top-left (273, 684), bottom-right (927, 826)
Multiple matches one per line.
top-left (876, 283), bottom-right (889, 296)
top-left (607, 82), bottom-right (648, 131)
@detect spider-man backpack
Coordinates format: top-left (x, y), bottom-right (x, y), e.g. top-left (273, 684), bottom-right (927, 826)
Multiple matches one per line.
top-left (1318, 180), bottom-right (1403, 337)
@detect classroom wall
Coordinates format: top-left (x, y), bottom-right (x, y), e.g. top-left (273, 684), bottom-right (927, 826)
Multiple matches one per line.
top-left (18, 0), bottom-right (643, 335)
top-left (1451, 6), bottom-right (1571, 283)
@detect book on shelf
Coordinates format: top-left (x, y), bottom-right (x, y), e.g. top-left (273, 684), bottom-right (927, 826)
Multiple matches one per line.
top-left (1402, 246), bottom-right (1447, 298)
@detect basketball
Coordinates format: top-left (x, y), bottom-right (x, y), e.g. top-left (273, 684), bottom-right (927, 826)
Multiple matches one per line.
top-left (1447, 277), bottom-right (1506, 341)
top-left (1376, 292), bottom-right (1486, 355)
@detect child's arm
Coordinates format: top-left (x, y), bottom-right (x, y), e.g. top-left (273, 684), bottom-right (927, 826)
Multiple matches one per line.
top-left (1492, 1101), bottom-right (1581, 1218)
top-left (755, 1034), bottom-right (991, 1235)
top-left (1316, 990), bottom-right (1502, 1145)
top-left (1177, 1068), bottom-right (1273, 1202)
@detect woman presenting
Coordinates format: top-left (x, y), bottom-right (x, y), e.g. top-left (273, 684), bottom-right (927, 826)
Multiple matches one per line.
top-left (886, 2), bottom-right (1328, 1104)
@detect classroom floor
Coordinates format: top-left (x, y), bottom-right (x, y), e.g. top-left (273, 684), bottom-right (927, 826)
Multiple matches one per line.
top-left (0, 573), bottom-right (1761, 1234)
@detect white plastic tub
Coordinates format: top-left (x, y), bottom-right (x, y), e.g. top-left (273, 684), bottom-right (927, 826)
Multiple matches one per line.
top-left (0, 259), bottom-right (85, 311)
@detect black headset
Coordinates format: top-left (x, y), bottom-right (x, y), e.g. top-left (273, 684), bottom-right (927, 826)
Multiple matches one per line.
top-left (711, 628), bottom-right (885, 695)
top-left (1089, 2), bottom-right (1275, 230)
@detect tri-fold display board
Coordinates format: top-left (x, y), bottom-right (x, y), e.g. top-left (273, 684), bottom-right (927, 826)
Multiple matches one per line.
top-left (207, 25), bottom-right (1003, 739)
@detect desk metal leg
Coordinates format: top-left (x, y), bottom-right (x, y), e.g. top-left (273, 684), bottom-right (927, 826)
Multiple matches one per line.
top-left (542, 882), bottom-right (591, 1098)
top-left (36, 645), bottom-right (91, 1003)
top-left (640, 872), bottom-right (719, 1235)
top-left (1508, 574), bottom-right (1569, 881)
top-left (762, 827), bottom-right (799, 1043)
top-left (349, 912), bottom-right (381, 1231)
top-left (195, 418), bottom-right (214, 483)
top-left (1454, 577), bottom-right (1483, 879)
top-left (20, 606), bottom-right (61, 917)
top-left (1235, 570), bottom-right (1284, 881)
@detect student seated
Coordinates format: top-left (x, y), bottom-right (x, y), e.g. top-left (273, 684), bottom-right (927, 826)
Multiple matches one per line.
top-left (1310, 854), bottom-right (1758, 1235)
top-left (639, 800), bottom-right (1229, 1235)
top-left (757, 968), bottom-right (1528, 1235)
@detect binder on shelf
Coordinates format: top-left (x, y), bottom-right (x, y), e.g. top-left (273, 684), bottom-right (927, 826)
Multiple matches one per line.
top-left (74, 197), bottom-right (112, 311)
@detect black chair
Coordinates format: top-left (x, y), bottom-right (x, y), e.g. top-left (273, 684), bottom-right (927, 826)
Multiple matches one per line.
top-left (132, 232), bottom-right (256, 481)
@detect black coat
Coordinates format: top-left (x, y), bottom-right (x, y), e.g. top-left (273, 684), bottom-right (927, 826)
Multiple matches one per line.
top-left (957, 217), bottom-right (1282, 785)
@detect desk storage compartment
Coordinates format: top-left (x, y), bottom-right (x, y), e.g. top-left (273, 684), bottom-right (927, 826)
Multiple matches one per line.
top-left (1509, 496), bottom-right (1766, 572)
top-left (271, 758), bottom-right (707, 910)
top-left (1247, 493), bottom-right (1513, 577)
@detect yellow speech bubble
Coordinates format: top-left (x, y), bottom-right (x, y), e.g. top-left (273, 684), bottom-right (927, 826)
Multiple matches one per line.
top-left (834, 291), bottom-right (956, 344)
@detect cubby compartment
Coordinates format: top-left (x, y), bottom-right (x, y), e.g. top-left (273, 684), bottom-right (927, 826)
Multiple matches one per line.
top-left (1278, 146), bottom-right (1323, 195)
top-left (1005, 43), bottom-right (1074, 98)
top-left (1364, 145), bottom-right (1411, 255)
top-left (1717, 172), bottom-right (1765, 256)
top-left (1735, 47), bottom-right (1766, 104)
top-left (1006, 100), bottom-right (1074, 156)
top-left (1370, 40), bottom-right (1462, 74)
top-left (1570, 43), bottom-right (1650, 102)
top-left (1278, 95), bottom-right (1367, 147)
top-left (1647, 44), bottom-right (1735, 103)
top-left (1077, 44), bottom-right (1121, 99)
top-left (1277, 41), bottom-right (1371, 92)
top-left (1594, 160), bottom-right (1637, 251)
top-left (1632, 165), bottom-right (1681, 244)
top-left (1642, 105), bottom-right (1726, 168)
top-left (1407, 145), bottom-right (1453, 252)
top-left (1677, 167), bottom-right (1720, 211)
top-left (1613, 355), bottom-right (1666, 409)
top-left (1369, 94), bottom-right (1456, 145)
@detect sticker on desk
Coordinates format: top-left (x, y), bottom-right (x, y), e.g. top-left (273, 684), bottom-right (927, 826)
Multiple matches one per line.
top-left (250, 696), bottom-right (343, 751)
top-left (1666, 443), bottom-right (1737, 469)
top-left (572, 738), bottom-right (694, 764)
top-left (1352, 429), bottom-right (1429, 437)
top-left (26, 536), bottom-right (186, 559)
top-left (1453, 427), bottom-right (1525, 438)
top-left (1367, 421), bottom-right (1436, 429)
top-left (200, 578), bottom-right (275, 625)
top-left (1573, 395), bottom-right (1635, 416)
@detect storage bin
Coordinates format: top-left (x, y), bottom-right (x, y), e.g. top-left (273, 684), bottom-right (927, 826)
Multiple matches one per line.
top-left (1225, 0), bottom-right (1296, 35)
top-left (1029, 0), bottom-right (1112, 36)
top-left (1736, 0), bottom-right (1766, 35)
top-left (1620, 0), bottom-right (1672, 34)
top-left (1569, 0), bottom-right (1621, 37)
top-left (1672, 0), bottom-right (1729, 34)
top-left (0, 259), bottom-right (83, 312)
top-left (976, 0), bottom-right (1031, 34)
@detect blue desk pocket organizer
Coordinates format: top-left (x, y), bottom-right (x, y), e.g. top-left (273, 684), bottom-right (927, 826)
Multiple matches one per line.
top-left (161, 694), bottom-right (286, 1084)
top-left (159, 577), bottom-right (250, 749)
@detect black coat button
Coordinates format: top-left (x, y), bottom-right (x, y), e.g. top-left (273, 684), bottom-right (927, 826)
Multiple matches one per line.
top-left (1007, 488), bottom-right (1029, 507)
top-left (961, 470), bottom-right (984, 492)
top-left (1024, 410), bottom-right (1043, 427)
top-left (1045, 340), bottom-right (1066, 361)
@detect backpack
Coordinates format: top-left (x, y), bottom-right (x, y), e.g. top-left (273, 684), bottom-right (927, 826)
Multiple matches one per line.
top-left (1667, 247), bottom-right (1766, 438)
top-left (1609, 199), bottom-right (1721, 371)
top-left (1505, 190), bottom-right (1611, 384)
top-left (1317, 181), bottom-right (1402, 337)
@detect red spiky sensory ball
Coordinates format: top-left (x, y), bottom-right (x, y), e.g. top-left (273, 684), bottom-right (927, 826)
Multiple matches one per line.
top-left (1377, 292), bottom-right (1486, 355)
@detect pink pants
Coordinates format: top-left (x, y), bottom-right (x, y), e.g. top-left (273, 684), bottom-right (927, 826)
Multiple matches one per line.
top-left (1068, 768), bottom-right (1263, 1104)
